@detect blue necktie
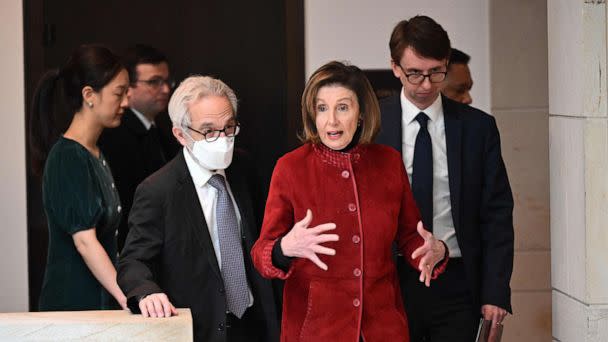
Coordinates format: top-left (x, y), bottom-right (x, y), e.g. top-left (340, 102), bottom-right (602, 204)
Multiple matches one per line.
top-left (207, 174), bottom-right (250, 318)
top-left (412, 112), bottom-right (433, 232)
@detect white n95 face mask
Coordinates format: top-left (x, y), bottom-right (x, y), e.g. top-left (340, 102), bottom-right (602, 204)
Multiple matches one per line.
top-left (188, 136), bottom-right (235, 170)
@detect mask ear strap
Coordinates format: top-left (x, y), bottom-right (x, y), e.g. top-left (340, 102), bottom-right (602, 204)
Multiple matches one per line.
top-left (182, 127), bottom-right (196, 144)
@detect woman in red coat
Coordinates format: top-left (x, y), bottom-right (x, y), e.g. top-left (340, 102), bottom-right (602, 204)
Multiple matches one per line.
top-left (251, 61), bottom-right (448, 341)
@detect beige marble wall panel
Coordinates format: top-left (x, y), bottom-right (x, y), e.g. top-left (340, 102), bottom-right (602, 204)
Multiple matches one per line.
top-left (581, 2), bottom-right (607, 117)
top-left (553, 290), bottom-right (608, 342)
top-left (548, 0), bottom-right (607, 117)
top-left (494, 111), bottom-right (550, 250)
top-left (548, 0), bottom-right (583, 116)
top-left (503, 291), bottom-right (551, 342)
top-left (490, 0), bottom-right (548, 109)
top-left (549, 117), bottom-right (587, 301)
top-left (584, 119), bottom-right (608, 303)
top-left (511, 251), bottom-right (551, 291)
top-left (553, 290), bottom-right (590, 341)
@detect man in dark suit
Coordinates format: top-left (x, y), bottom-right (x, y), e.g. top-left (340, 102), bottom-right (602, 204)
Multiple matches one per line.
top-left (376, 16), bottom-right (514, 341)
top-left (99, 44), bottom-right (179, 251)
top-left (117, 76), bottom-right (279, 342)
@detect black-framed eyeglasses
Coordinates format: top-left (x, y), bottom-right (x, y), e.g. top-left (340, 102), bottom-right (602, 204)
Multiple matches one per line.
top-left (187, 122), bottom-right (241, 142)
top-left (399, 65), bottom-right (447, 85)
top-left (135, 78), bottom-right (176, 89)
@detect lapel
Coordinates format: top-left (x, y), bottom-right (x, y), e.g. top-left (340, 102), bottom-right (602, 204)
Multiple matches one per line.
top-left (381, 94), bottom-right (404, 152)
top-left (174, 152), bottom-right (222, 280)
top-left (225, 157), bottom-right (255, 254)
top-left (122, 109), bottom-right (149, 137)
top-left (442, 96), bottom-right (462, 231)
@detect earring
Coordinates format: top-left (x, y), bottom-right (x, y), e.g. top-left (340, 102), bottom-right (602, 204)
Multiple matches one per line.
top-left (87, 102), bottom-right (93, 108)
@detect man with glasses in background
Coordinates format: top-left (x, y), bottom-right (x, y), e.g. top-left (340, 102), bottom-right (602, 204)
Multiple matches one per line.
top-left (376, 16), bottom-right (514, 341)
top-left (99, 44), bottom-right (177, 252)
top-left (118, 75), bottom-right (279, 342)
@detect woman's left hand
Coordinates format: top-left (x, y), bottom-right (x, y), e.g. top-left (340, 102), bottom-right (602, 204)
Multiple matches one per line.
top-left (411, 221), bottom-right (446, 287)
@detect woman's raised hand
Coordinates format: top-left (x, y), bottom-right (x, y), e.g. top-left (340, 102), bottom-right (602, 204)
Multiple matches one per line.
top-left (280, 209), bottom-right (339, 270)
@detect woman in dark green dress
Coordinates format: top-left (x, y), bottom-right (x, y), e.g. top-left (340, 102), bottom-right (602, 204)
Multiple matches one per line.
top-left (29, 45), bottom-right (130, 310)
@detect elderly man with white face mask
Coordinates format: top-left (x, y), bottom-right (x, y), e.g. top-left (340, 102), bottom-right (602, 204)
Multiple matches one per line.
top-left (117, 76), bottom-right (280, 342)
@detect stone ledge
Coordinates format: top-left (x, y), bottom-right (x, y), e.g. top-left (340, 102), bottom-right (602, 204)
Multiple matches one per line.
top-left (0, 309), bottom-right (192, 341)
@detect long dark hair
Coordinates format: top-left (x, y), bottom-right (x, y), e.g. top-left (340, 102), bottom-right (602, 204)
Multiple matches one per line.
top-left (29, 44), bottom-right (124, 176)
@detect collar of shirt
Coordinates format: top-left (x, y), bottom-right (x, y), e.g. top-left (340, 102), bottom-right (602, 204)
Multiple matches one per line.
top-left (130, 107), bottom-right (154, 130)
top-left (182, 147), bottom-right (226, 188)
top-left (400, 89), bottom-right (444, 126)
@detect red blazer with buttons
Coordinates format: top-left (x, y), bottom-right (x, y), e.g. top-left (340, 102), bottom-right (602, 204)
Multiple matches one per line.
top-left (252, 143), bottom-right (446, 342)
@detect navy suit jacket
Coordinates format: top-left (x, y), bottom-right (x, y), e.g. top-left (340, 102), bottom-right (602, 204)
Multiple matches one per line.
top-left (377, 94), bottom-right (514, 313)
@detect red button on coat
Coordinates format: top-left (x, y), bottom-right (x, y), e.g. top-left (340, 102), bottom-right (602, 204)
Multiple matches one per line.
top-left (348, 203), bottom-right (357, 212)
top-left (353, 268), bottom-right (362, 277)
top-left (341, 170), bottom-right (350, 178)
top-left (353, 298), bottom-right (361, 307)
top-left (352, 235), bottom-right (360, 244)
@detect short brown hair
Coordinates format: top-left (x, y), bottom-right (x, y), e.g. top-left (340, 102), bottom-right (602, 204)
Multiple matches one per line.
top-left (389, 15), bottom-right (451, 64)
top-left (301, 61), bottom-right (380, 145)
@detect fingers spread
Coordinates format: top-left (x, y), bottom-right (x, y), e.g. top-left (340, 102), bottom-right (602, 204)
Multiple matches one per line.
top-left (315, 233), bottom-right (340, 244)
top-left (309, 253), bottom-right (328, 271)
top-left (417, 221), bottom-right (431, 240)
top-left (309, 223), bottom-right (337, 234)
top-left (411, 243), bottom-right (429, 260)
top-left (298, 209), bottom-right (313, 228)
top-left (311, 245), bottom-right (336, 256)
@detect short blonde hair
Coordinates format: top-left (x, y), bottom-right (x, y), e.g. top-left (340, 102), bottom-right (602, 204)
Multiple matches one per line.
top-left (301, 61), bottom-right (380, 144)
top-left (168, 75), bottom-right (238, 128)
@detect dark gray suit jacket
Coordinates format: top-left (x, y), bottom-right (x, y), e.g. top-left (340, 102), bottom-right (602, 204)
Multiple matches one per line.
top-left (117, 150), bottom-right (280, 341)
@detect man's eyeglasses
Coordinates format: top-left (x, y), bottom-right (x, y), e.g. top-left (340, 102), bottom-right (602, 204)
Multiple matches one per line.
top-left (399, 65), bottom-right (447, 85)
top-left (187, 123), bottom-right (241, 142)
top-left (135, 78), bottom-right (176, 89)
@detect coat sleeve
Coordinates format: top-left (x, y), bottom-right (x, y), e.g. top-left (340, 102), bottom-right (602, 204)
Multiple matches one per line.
top-left (117, 178), bottom-right (164, 311)
top-left (394, 156), bottom-right (447, 279)
top-left (251, 158), bottom-right (296, 280)
top-left (480, 117), bottom-right (514, 313)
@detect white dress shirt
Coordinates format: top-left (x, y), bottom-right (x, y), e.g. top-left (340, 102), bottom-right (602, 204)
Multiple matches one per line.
top-left (400, 91), bottom-right (461, 257)
top-left (183, 148), bottom-right (254, 306)
top-left (130, 107), bottom-right (154, 130)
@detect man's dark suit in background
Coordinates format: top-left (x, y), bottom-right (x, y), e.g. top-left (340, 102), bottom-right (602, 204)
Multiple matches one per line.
top-left (99, 45), bottom-right (178, 251)
top-left (99, 108), bottom-right (167, 251)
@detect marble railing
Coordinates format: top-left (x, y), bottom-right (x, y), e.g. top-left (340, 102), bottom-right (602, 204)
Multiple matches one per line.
top-left (0, 309), bottom-right (192, 341)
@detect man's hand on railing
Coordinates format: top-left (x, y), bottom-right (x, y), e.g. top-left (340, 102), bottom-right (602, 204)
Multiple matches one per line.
top-left (139, 293), bottom-right (178, 318)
